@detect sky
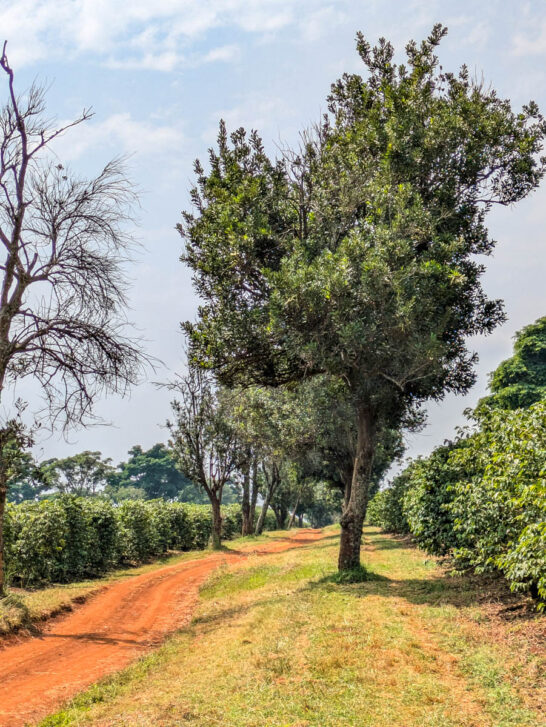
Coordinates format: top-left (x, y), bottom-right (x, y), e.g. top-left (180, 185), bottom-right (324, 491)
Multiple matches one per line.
top-left (1, 0), bottom-right (545, 468)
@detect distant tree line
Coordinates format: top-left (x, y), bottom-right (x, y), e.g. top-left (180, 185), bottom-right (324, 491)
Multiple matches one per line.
top-left (6, 443), bottom-right (223, 505)
top-left (6, 432), bottom-right (341, 542)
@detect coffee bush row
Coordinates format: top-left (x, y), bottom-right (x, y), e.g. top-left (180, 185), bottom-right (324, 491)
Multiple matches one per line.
top-left (3, 497), bottom-right (276, 587)
top-left (367, 401), bottom-right (546, 606)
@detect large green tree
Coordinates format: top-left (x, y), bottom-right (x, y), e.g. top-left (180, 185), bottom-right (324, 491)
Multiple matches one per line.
top-left (479, 316), bottom-right (546, 411)
top-left (44, 451), bottom-right (114, 497)
top-left (108, 444), bottom-right (205, 503)
top-left (180, 26), bottom-right (546, 571)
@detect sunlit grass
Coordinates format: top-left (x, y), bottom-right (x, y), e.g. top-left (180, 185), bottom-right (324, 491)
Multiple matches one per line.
top-left (39, 526), bottom-right (543, 726)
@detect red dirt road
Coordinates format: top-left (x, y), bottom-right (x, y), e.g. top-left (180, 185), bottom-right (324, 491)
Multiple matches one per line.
top-left (0, 529), bottom-right (325, 726)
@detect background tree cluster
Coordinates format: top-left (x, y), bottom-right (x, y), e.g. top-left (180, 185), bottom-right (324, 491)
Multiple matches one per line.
top-left (6, 442), bottom-right (213, 505)
top-left (166, 371), bottom-right (344, 546)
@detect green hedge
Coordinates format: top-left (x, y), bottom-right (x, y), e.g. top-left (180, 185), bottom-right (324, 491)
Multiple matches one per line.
top-left (367, 402), bottom-right (546, 607)
top-left (366, 469), bottom-right (412, 535)
top-left (3, 497), bottom-right (276, 588)
top-left (448, 402), bottom-right (546, 604)
top-left (402, 441), bottom-right (474, 556)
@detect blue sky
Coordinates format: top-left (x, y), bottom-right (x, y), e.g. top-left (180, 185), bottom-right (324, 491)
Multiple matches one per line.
top-left (2, 0), bottom-right (545, 467)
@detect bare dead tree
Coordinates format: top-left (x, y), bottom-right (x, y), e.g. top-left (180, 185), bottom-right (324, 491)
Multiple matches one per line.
top-left (0, 45), bottom-right (148, 595)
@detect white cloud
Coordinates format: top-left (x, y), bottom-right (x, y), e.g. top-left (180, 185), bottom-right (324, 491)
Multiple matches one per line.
top-left (0, 0), bottom-right (324, 71)
top-left (237, 7), bottom-right (294, 33)
top-left (512, 21), bottom-right (546, 56)
top-left (201, 44), bottom-right (241, 64)
top-left (106, 52), bottom-right (184, 72)
top-left (0, 0), bottom-right (74, 67)
top-left (459, 20), bottom-right (490, 48)
top-left (300, 5), bottom-right (347, 43)
top-left (510, 2), bottom-right (546, 56)
top-left (50, 112), bottom-right (185, 161)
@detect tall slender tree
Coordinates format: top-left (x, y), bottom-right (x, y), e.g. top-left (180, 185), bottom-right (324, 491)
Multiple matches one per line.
top-left (167, 366), bottom-right (241, 548)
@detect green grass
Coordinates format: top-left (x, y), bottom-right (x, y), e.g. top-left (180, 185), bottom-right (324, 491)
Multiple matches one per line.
top-left (39, 526), bottom-right (545, 726)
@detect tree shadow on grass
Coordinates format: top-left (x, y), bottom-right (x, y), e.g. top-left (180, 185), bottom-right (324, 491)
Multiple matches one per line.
top-left (301, 539), bottom-right (344, 553)
top-left (363, 537), bottom-right (414, 551)
top-left (189, 594), bottom-right (287, 637)
top-left (198, 525), bottom-right (538, 628)
top-left (307, 568), bottom-right (538, 619)
top-left (186, 567), bottom-right (539, 643)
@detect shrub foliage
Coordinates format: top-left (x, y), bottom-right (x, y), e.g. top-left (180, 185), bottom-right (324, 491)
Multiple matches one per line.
top-left (367, 401), bottom-right (546, 606)
top-left (3, 497), bottom-right (275, 587)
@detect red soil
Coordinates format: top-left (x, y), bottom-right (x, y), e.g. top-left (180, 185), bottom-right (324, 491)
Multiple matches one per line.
top-left (0, 529), bottom-right (324, 727)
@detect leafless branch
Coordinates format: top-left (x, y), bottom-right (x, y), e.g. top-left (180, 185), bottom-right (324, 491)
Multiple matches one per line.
top-left (0, 45), bottom-right (150, 431)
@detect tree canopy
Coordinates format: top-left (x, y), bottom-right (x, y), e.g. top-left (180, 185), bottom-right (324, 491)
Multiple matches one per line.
top-left (479, 316), bottom-right (546, 410)
top-left (180, 25), bottom-right (546, 570)
top-left (108, 444), bottom-right (206, 503)
top-left (44, 451), bottom-right (113, 497)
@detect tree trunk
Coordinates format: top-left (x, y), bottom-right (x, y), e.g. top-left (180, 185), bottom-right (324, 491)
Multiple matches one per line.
top-left (241, 457), bottom-right (252, 536)
top-left (249, 459), bottom-right (259, 529)
top-left (254, 490), bottom-right (271, 535)
top-left (287, 491), bottom-right (301, 529)
top-left (298, 514), bottom-right (303, 527)
top-left (342, 464), bottom-right (352, 510)
top-left (272, 503), bottom-right (287, 530)
top-left (210, 496), bottom-right (222, 550)
top-left (255, 462), bottom-right (278, 535)
top-left (338, 404), bottom-right (375, 572)
top-left (0, 483), bottom-right (6, 597)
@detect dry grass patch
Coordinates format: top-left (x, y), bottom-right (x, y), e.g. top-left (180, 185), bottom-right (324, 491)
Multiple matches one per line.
top-left (40, 526), bottom-right (544, 727)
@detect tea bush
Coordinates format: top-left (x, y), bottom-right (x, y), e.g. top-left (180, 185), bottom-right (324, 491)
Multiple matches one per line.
top-left (449, 402), bottom-right (546, 604)
top-left (402, 441), bottom-right (476, 556)
top-left (366, 468), bottom-right (412, 534)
